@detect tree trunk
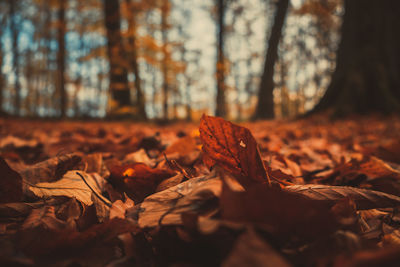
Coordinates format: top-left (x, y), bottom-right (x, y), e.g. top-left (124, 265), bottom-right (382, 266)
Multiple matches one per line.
top-left (254, 0), bottom-right (289, 119)
top-left (8, 0), bottom-right (21, 116)
top-left (185, 80), bottom-right (192, 121)
top-left (125, 0), bottom-right (147, 120)
top-left (37, 0), bottom-right (52, 116)
top-left (215, 0), bottom-right (227, 118)
top-left (0, 43), bottom-right (3, 115)
top-left (0, 11), bottom-right (5, 115)
top-left (57, 0), bottom-right (67, 117)
top-left (103, 0), bottom-right (131, 109)
top-left (161, 0), bottom-right (169, 120)
top-left (312, 0), bottom-right (400, 115)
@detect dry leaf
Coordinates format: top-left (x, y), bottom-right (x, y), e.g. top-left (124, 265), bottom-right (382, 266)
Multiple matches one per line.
top-left (133, 173), bottom-right (220, 228)
top-left (0, 157), bottom-right (22, 203)
top-left (164, 136), bottom-right (200, 165)
top-left (123, 148), bottom-right (155, 167)
top-left (110, 197), bottom-right (135, 219)
top-left (222, 227), bottom-right (291, 267)
top-left (109, 163), bottom-right (176, 202)
top-left (81, 153), bottom-right (109, 177)
top-left (21, 153), bottom-right (82, 184)
top-left (29, 171), bottom-right (105, 206)
top-left (156, 173), bottom-right (185, 192)
top-left (21, 206), bottom-right (68, 231)
top-left (199, 115), bottom-right (269, 187)
top-left (19, 214), bottom-right (137, 258)
top-left (0, 198), bottom-right (67, 218)
top-left (219, 170), bottom-right (346, 240)
top-left (0, 135), bottom-right (38, 149)
top-left (286, 184), bottom-right (400, 210)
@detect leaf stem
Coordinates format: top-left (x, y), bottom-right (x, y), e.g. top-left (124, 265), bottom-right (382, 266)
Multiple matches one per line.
top-left (76, 172), bottom-right (112, 207)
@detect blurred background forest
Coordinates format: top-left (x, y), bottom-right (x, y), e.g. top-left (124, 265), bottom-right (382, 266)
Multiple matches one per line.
top-left (0, 0), bottom-right (398, 120)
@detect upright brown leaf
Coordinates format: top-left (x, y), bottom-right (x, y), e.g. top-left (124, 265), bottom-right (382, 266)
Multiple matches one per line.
top-left (199, 115), bottom-right (269, 187)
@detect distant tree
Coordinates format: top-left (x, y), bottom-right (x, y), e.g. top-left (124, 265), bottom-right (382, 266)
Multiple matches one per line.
top-left (8, 0), bottom-right (21, 115)
top-left (57, 0), bottom-right (67, 117)
top-left (103, 0), bottom-right (131, 111)
top-left (292, 0), bottom-right (341, 113)
top-left (161, 0), bottom-right (170, 119)
top-left (36, 0), bottom-right (53, 116)
top-left (254, 0), bottom-right (289, 119)
top-left (0, 46), bottom-right (3, 115)
top-left (311, 0), bottom-right (400, 115)
top-left (125, 0), bottom-right (147, 120)
top-left (215, 0), bottom-right (227, 118)
top-left (156, 0), bottom-right (186, 120)
top-left (0, 3), bottom-right (6, 115)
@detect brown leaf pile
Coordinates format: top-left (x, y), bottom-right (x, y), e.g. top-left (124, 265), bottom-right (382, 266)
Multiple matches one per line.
top-left (1, 115), bottom-right (400, 266)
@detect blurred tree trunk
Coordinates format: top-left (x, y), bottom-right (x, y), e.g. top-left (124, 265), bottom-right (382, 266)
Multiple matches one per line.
top-left (161, 0), bottom-right (169, 120)
top-left (25, 49), bottom-right (35, 116)
top-left (150, 64), bottom-right (158, 117)
top-left (125, 0), bottom-right (147, 120)
top-left (312, 0), bottom-right (400, 115)
top-left (37, 0), bottom-right (52, 116)
top-left (8, 0), bottom-right (21, 116)
top-left (279, 54), bottom-right (289, 118)
top-left (57, 0), bottom-right (67, 117)
top-left (232, 61), bottom-right (242, 121)
top-left (185, 79), bottom-right (192, 121)
top-left (0, 43), bottom-right (3, 115)
top-left (73, 0), bottom-right (86, 118)
top-left (0, 12), bottom-right (5, 115)
top-left (103, 0), bottom-right (131, 110)
top-left (254, 0), bottom-right (289, 119)
top-left (215, 0), bottom-right (227, 118)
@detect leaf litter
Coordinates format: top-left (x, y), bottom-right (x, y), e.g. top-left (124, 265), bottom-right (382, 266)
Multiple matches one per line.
top-left (1, 116), bottom-right (400, 266)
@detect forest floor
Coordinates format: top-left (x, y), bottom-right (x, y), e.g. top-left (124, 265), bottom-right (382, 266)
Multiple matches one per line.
top-left (2, 115), bottom-right (400, 266)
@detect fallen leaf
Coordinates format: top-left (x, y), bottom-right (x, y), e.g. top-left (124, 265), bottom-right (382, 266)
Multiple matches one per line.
top-left (56, 198), bottom-right (82, 223)
top-left (285, 184), bottom-right (400, 210)
top-left (199, 115), bottom-right (269, 187)
top-left (108, 163), bottom-right (176, 202)
top-left (0, 198), bottom-right (67, 218)
top-left (110, 197), bottom-right (135, 219)
top-left (19, 214), bottom-right (138, 259)
top-left (0, 157), bottom-right (22, 203)
top-left (21, 153), bottom-right (82, 185)
top-left (0, 135), bottom-right (38, 149)
top-left (81, 153), bottom-right (109, 177)
top-left (21, 206), bottom-right (68, 231)
top-left (323, 156), bottom-right (400, 186)
top-left (132, 172), bottom-right (220, 228)
top-left (222, 227), bottom-right (292, 267)
top-left (334, 246), bottom-right (400, 267)
top-left (219, 170), bottom-right (344, 240)
top-left (123, 148), bottom-right (155, 167)
top-left (28, 171), bottom-right (107, 206)
top-left (164, 136), bottom-right (200, 165)
top-left (156, 173), bottom-right (185, 192)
